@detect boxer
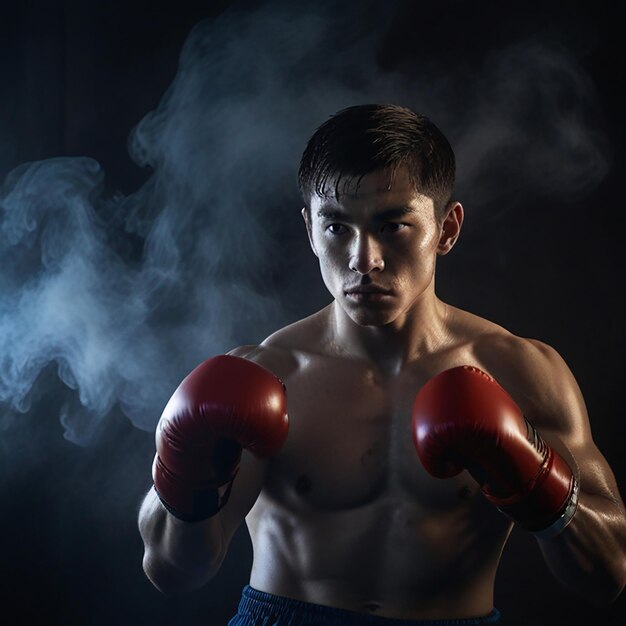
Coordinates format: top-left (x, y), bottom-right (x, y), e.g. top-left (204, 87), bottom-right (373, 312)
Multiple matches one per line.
top-left (138, 104), bottom-right (626, 624)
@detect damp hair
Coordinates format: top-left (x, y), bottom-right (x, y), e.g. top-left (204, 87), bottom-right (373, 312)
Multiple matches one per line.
top-left (298, 103), bottom-right (456, 219)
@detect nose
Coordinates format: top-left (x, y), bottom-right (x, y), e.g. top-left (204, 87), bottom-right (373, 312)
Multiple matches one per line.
top-left (348, 232), bottom-right (385, 274)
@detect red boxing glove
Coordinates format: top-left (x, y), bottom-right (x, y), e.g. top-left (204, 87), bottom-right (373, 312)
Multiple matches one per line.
top-left (152, 354), bottom-right (288, 522)
top-left (412, 365), bottom-right (578, 534)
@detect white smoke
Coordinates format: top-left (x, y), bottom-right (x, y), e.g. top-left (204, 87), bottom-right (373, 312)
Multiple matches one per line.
top-left (0, 1), bottom-right (610, 446)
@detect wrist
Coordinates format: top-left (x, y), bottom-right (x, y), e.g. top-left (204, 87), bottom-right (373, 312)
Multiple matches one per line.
top-left (152, 453), bottom-right (239, 523)
top-left (155, 472), bottom-right (238, 523)
top-left (483, 447), bottom-right (576, 531)
top-left (531, 474), bottom-right (580, 539)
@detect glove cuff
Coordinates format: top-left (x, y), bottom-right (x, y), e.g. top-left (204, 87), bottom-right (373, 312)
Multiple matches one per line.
top-left (152, 451), bottom-right (240, 523)
top-left (531, 474), bottom-right (580, 539)
top-left (154, 470), bottom-right (238, 523)
top-left (482, 444), bottom-right (576, 531)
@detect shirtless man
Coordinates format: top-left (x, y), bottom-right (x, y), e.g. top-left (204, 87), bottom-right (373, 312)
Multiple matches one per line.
top-left (138, 104), bottom-right (626, 625)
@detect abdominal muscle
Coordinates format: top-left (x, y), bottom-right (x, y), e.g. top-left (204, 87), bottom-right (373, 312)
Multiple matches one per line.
top-left (246, 476), bottom-right (511, 620)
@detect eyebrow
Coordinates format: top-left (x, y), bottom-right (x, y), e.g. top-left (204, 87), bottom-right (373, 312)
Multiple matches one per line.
top-left (316, 206), bottom-right (419, 221)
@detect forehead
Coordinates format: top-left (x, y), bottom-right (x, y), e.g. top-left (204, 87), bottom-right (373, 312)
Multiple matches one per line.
top-left (308, 167), bottom-right (434, 218)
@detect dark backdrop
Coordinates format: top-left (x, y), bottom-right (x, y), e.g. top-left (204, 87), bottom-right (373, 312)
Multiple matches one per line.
top-left (0, 1), bottom-right (624, 624)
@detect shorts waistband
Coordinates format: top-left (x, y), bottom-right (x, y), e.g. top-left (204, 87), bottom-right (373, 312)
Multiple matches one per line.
top-left (231, 584), bottom-right (501, 625)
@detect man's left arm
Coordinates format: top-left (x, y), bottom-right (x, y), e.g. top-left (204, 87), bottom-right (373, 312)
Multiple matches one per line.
top-left (520, 339), bottom-right (626, 606)
top-left (414, 335), bottom-right (626, 605)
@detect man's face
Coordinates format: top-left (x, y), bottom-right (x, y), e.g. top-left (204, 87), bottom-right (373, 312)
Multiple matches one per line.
top-left (303, 166), bottom-right (457, 328)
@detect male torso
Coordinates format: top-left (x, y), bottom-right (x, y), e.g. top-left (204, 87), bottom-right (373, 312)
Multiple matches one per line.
top-left (230, 301), bottom-right (537, 620)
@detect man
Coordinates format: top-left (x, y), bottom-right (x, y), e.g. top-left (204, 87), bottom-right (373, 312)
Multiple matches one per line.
top-left (138, 104), bottom-right (626, 625)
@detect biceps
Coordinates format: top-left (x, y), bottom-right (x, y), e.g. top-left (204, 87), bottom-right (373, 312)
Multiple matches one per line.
top-left (576, 444), bottom-right (624, 503)
top-left (544, 428), bottom-right (623, 503)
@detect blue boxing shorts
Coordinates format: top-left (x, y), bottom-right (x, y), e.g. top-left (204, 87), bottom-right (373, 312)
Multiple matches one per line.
top-left (227, 585), bottom-right (501, 625)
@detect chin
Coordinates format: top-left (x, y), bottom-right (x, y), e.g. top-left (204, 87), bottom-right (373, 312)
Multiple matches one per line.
top-left (345, 304), bottom-right (398, 327)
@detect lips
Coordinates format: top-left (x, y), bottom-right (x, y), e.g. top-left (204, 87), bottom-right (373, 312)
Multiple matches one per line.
top-left (344, 286), bottom-right (393, 303)
top-left (345, 286), bottom-right (392, 295)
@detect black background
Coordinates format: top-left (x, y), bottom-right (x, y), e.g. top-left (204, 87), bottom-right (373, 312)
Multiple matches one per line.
top-left (1, 1), bottom-right (625, 624)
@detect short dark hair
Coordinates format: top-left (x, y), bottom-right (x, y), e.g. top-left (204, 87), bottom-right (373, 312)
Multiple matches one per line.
top-left (298, 104), bottom-right (456, 219)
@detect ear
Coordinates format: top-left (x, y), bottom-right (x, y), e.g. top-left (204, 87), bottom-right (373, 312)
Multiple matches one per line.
top-left (437, 202), bottom-right (464, 255)
top-left (301, 207), bottom-right (319, 257)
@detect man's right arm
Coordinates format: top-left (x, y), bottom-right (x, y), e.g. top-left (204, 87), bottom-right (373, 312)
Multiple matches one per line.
top-left (138, 485), bottom-right (226, 595)
top-left (138, 449), bottom-right (268, 595)
top-left (137, 345), bottom-right (287, 596)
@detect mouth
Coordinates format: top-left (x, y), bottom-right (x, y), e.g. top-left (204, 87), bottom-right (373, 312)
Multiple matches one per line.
top-left (344, 286), bottom-right (393, 302)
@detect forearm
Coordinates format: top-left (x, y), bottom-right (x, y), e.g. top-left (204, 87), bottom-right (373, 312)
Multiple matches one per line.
top-left (537, 490), bottom-right (626, 605)
top-left (138, 487), bottom-right (226, 595)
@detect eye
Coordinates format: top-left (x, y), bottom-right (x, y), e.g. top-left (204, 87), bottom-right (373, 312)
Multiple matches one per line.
top-left (326, 223), bottom-right (347, 235)
top-left (382, 223), bottom-right (407, 233)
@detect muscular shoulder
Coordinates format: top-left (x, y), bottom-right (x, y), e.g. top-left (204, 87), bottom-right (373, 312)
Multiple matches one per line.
top-left (224, 311), bottom-right (326, 382)
top-left (444, 306), bottom-right (585, 438)
top-left (473, 328), bottom-right (563, 379)
top-left (471, 328), bottom-right (588, 441)
top-left (224, 342), bottom-right (298, 383)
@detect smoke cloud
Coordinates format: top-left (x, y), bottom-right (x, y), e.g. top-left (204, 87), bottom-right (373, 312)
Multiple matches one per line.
top-left (0, 1), bottom-right (611, 446)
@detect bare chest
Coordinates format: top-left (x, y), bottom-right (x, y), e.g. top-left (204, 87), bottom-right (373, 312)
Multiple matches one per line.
top-left (264, 356), bottom-right (480, 513)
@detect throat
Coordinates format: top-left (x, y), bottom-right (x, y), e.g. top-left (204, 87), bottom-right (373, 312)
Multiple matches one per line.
top-left (330, 300), bottom-right (452, 373)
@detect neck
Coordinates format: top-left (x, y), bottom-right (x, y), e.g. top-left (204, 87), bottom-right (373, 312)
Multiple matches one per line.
top-left (328, 288), bottom-right (450, 375)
